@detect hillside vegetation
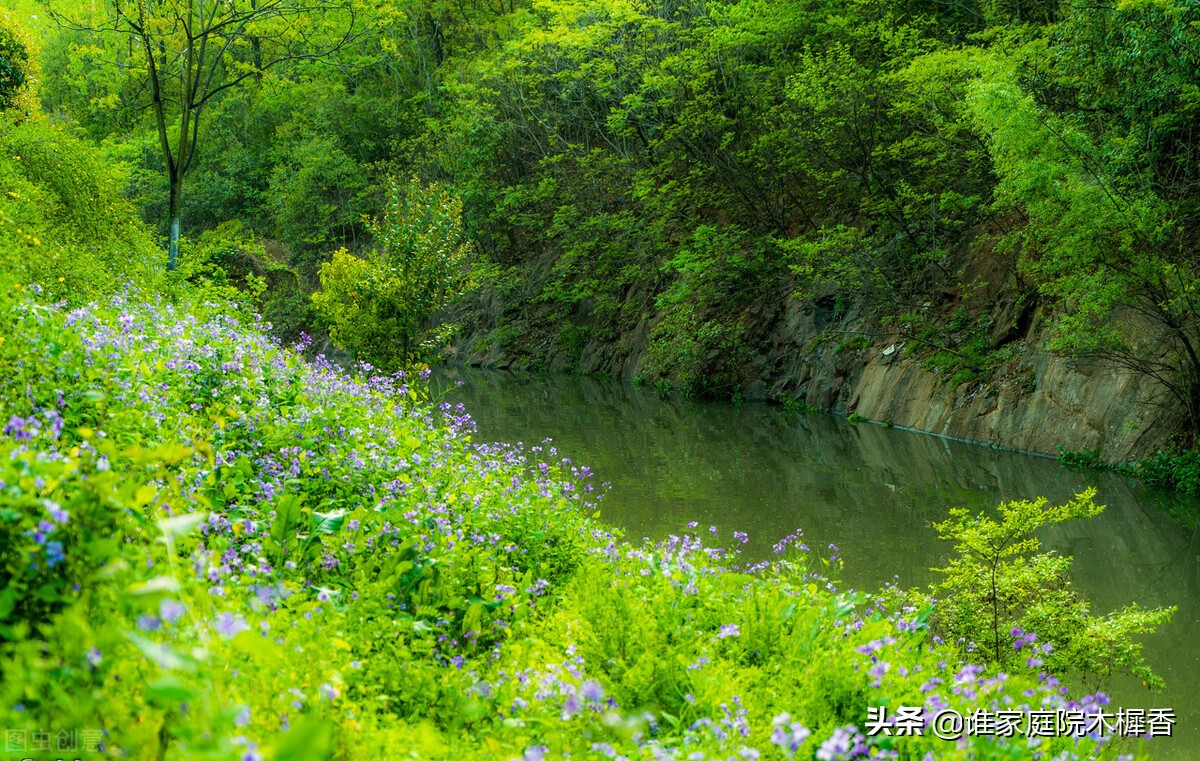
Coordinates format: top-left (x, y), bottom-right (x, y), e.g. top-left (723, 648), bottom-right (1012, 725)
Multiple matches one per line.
top-left (0, 2), bottom-right (1184, 758)
top-left (24, 0), bottom-right (1200, 464)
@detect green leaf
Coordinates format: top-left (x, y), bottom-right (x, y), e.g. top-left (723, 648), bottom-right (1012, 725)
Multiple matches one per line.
top-left (159, 512), bottom-right (207, 541)
top-left (271, 493), bottom-right (304, 547)
top-left (230, 629), bottom-right (284, 665)
top-left (145, 677), bottom-right (196, 705)
top-left (312, 508), bottom-right (345, 534)
top-left (126, 631), bottom-right (195, 671)
top-left (126, 575), bottom-right (181, 597)
top-left (271, 718), bottom-right (335, 761)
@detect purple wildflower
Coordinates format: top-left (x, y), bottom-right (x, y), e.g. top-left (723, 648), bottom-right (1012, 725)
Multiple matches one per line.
top-left (215, 612), bottom-right (249, 639)
top-left (160, 599), bottom-right (186, 624)
top-left (581, 680), bottom-right (605, 702)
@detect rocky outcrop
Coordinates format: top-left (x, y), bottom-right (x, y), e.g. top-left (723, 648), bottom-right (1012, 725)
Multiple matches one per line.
top-left (840, 344), bottom-right (1172, 461)
top-left (453, 253), bottom-right (1183, 461)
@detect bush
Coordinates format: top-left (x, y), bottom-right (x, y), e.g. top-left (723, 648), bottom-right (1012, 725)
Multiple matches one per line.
top-left (1137, 449), bottom-right (1200, 497)
top-left (269, 136), bottom-right (371, 281)
top-left (930, 490), bottom-right (1174, 689)
top-left (313, 175), bottom-right (476, 370)
top-left (0, 118), bottom-right (160, 299)
top-left (0, 9), bottom-right (37, 119)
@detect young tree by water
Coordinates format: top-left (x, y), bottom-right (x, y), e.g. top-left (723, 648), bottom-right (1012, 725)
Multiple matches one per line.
top-left (931, 490), bottom-right (1174, 689)
top-left (312, 175), bottom-right (476, 370)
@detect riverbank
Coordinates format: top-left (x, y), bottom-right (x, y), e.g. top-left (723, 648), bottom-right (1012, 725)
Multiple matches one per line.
top-left (453, 263), bottom-right (1181, 465)
top-left (0, 288), bottom-right (1156, 760)
top-left (441, 366), bottom-right (1200, 757)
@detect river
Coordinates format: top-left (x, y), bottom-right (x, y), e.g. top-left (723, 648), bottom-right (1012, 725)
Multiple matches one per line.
top-left (437, 367), bottom-right (1200, 758)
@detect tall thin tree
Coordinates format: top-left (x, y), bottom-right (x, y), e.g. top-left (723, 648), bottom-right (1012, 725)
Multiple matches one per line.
top-left (46, 0), bottom-right (362, 270)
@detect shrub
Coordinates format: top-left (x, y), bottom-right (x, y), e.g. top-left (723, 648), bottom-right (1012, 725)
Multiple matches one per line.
top-left (931, 490), bottom-right (1174, 689)
top-left (1137, 449), bottom-right (1200, 497)
top-left (0, 118), bottom-right (160, 299)
top-left (313, 175), bottom-right (476, 370)
top-left (0, 9), bottom-right (37, 119)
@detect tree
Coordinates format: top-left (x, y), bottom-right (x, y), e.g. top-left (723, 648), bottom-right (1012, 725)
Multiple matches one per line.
top-left (968, 52), bottom-right (1200, 438)
top-left (312, 175), bottom-right (475, 370)
top-left (931, 490), bottom-right (1174, 689)
top-left (44, 0), bottom-right (362, 270)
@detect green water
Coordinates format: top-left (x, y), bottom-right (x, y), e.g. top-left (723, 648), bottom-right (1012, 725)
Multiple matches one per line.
top-left (438, 368), bottom-right (1200, 758)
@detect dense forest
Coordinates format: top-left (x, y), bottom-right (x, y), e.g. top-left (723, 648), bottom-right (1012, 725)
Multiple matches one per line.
top-left (13, 0), bottom-right (1200, 471)
top-left (0, 0), bottom-right (1190, 758)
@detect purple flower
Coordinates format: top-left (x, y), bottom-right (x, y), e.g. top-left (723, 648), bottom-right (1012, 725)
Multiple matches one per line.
top-left (215, 612), bottom-right (249, 639)
top-left (4, 415), bottom-right (32, 441)
top-left (581, 680), bottom-right (605, 702)
top-left (522, 747), bottom-right (548, 761)
top-left (235, 706), bottom-right (251, 727)
top-left (44, 541), bottom-right (65, 568)
top-left (85, 647), bottom-right (102, 667)
top-left (869, 661), bottom-right (890, 685)
top-left (816, 725), bottom-right (855, 760)
top-left (137, 615), bottom-right (162, 632)
top-left (718, 623), bottom-right (740, 639)
top-left (770, 713), bottom-right (812, 753)
top-left (160, 599), bottom-right (186, 624)
top-left (46, 501), bottom-right (69, 524)
top-left (561, 692), bottom-right (582, 719)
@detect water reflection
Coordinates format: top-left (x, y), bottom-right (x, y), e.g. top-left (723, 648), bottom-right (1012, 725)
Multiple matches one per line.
top-left (438, 368), bottom-right (1200, 758)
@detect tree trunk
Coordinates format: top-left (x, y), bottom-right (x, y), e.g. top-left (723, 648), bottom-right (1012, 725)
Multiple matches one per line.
top-left (167, 172), bottom-right (183, 272)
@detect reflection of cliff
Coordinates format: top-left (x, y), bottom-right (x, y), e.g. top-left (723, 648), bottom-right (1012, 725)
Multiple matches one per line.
top-left (455, 283), bottom-right (1180, 462)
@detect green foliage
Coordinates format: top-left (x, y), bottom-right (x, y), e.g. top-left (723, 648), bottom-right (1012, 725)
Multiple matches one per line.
top-left (931, 491), bottom-right (1175, 689)
top-left (966, 35), bottom-right (1200, 435)
top-left (0, 118), bottom-right (160, 300)
top-left (907, 306), bottom-right (1007, 390)
top-left (0, 8), bottom-right (36, 118)
top-left (1135, 449), bottom-right (1200, 497)
top-left (643, 225), bottom-right (772, 393)
top-left (1056, 445), bottom-right (1200, 496)
top-left (269, 136), bottom-right (372, 279)
top-left (1055, 447), bottom-right (1108, 472)
top-left (313, 176), bottom-right (476, 369)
